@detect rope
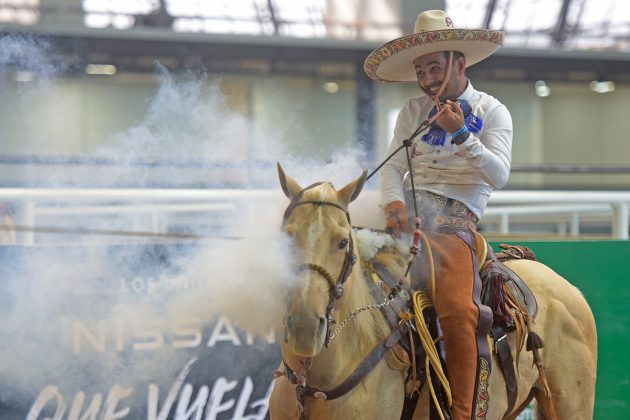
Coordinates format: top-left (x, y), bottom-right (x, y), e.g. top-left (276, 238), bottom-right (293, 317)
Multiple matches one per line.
top-left (366, 107), bottom-right (448, 182)
top-left (503, 284), bottom-right (560, 420)
top-left (412, 290), bottom-right (452, 420)
top-left (2, 224), bottom-right (204, 240)
top-left (403, 232), bottom-right (450, 420)
top-left (430, 51), bottom-right (453, 112)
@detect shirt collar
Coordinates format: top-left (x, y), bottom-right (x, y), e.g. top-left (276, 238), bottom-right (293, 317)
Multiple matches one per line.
top-left (457, 80), bottom-right (474, 102)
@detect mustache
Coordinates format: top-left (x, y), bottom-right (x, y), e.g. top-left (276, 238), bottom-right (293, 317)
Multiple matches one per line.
top-left (425, 82), bottom-right (447, 91)
top-left (421, 84), bottom-right (443, 96)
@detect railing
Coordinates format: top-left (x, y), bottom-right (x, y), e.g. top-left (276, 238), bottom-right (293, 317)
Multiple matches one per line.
top-left (0, 188), bottom-right (273, 244)
top-left (1, 188), bottom-right (630, 244)
top-left (357, 190), bottom-right (630, 239)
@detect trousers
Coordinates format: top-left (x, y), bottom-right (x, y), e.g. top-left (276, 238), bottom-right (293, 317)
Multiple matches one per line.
top-left (408, 190), bottom-right (493, 419)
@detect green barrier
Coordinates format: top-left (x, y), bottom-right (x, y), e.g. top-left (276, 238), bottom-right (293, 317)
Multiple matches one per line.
top-left (490, 241), bottom-right (630, 420)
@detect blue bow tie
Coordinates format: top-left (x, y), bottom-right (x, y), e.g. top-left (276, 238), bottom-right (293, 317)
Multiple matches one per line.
top-left (421, 99), bottom-right (483, 147)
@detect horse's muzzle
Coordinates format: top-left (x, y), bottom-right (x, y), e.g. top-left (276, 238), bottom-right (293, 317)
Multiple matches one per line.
top-left (285, 313), bottom-right (327, 356)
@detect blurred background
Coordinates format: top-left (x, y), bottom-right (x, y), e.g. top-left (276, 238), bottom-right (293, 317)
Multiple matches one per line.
top-left (1, 0), bottom-right (629, 239)
top-left (1, 0), bottom-right (629, 188)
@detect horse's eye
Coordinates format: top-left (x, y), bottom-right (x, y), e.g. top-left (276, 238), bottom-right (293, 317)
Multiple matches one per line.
top-left (338, 239), bottom-right (349, 249)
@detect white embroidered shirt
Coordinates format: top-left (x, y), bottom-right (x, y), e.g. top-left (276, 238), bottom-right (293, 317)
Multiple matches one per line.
top-left (380, 81), bottom-right (513, 218)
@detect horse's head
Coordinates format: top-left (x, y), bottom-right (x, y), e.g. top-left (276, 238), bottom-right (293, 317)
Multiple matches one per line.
top-left (278, 164), bottom-right (367, 357)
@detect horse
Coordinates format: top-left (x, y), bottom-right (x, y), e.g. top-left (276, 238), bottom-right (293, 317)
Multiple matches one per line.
top-left (269, 165), bottom-right (597, 420)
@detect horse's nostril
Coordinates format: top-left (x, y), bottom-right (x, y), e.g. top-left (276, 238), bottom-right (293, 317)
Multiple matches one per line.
top-left (319, 317), bottom-right (326, 331)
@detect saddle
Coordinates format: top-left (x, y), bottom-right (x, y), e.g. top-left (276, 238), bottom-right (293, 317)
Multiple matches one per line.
top-left (479, 239), bottom-right (538, 324)
top-left (361, 230), bottom-right (541, 420)
top-left (478, 239), bottom-right (541, 417)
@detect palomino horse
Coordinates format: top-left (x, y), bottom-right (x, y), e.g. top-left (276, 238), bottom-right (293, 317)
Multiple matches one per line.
top-left (270, 165), bottom-right (597, 420)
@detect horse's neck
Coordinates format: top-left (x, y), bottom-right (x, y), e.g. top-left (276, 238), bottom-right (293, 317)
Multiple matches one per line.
top-left (335, 256), bottom-right (374, 324)
top-left (307, 254), bottom-right (390, 387)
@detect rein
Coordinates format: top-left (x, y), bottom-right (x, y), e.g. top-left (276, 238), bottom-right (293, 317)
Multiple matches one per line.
top-left (365, 55), bottom-right (457, 294)
top-left (280, 183), bottom-right (410, 416)
top-left (281, 69), bottom-right (458, 410)
top-left (366, 50), bottom-right (455, 223)
top-left (278, 56), bottom-right (464, 418)
top-left (280, 322), bottom-right (408, 406)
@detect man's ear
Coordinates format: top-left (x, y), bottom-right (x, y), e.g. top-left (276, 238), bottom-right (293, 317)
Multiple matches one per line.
top-left (457, 55), bottom-right (466, 74)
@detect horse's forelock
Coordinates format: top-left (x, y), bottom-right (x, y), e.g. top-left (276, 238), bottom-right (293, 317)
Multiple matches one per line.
top-left (301, 183), bottom-right (347, 210)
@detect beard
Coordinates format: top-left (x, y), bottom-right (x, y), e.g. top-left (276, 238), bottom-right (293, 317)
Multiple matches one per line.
top-left (420, 81), bottom-right (461, 102)
top-left (420, 82), bottom-right (448, 100)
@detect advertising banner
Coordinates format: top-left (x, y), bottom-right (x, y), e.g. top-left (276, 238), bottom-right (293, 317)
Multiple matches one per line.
top-left (0, 244), bottom-right (280, 420)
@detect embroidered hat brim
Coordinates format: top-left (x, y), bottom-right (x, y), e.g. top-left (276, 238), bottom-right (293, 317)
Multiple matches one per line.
top-left (364, 28), bottom-right (504, 83)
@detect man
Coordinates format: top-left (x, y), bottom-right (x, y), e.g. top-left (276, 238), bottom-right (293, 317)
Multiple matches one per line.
top-left (364, 10), bottom-right (512, 420)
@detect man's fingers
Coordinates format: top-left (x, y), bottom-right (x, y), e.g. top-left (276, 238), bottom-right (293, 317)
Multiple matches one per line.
top-left (445, 100), bottom-right (461, 112)
top-left (386, 225), bottom-right (402, 238)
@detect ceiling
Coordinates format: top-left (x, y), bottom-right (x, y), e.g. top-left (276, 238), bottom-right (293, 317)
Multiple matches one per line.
top-left (2, 0), bottom-right (630, 51)
top-left (1, 0), bottom-right (629, 83)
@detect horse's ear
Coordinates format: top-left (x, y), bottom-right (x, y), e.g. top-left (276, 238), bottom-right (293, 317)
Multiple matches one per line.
top-left (277, 163), bottom-right (303, 199)
top-left (337, 170), bottom-right (368, 206)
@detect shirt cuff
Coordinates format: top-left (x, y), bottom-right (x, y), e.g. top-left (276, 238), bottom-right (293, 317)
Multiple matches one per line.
top-left (455, 134), bottom-right (484, 158)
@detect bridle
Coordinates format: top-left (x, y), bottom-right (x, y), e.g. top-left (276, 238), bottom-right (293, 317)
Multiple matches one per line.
top-left (275, 53), bottom-right (458, 418)
top-left (278, 182), bottom-right (409, 418)
top-left (282, 182), bottom-right (357, 348)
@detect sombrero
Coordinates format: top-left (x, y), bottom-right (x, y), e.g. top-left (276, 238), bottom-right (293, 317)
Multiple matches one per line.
top-left (364, 10), bottom-right (504, 83)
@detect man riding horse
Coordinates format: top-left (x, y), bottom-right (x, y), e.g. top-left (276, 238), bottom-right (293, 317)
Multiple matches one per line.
top-left (364, 9), bottom-right (512, 420)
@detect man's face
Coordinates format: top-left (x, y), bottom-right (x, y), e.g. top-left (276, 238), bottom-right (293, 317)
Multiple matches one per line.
top-left (413, 51), bottom-right (464, 100)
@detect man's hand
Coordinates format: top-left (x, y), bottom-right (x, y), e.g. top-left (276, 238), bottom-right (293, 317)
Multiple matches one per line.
top-left (437, 99), bottom-right (465, 133)
top-left (384, 200), bottom-right (409, 238)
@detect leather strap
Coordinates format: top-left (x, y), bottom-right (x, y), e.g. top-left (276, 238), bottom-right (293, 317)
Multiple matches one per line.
top-left (491, 325), bottom-right (518, 417)
top-left (401, 391), bottom-right (420, 420)
top-left (366, 262), bottom-right (401, 327)
top-left (284, 323), bottom-right (407, 402)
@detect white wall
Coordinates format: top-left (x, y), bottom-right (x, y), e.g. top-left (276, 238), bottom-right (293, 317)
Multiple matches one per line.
top-left (1, 70), bottom-right (629, 188)
top-left (0, 73), bottom-right (157, 155)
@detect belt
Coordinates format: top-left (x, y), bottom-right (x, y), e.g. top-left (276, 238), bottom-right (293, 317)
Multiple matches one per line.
top-left (408, 190), bottom-right (478, 231)
top-left (431, 214), bottom-right (477, 232)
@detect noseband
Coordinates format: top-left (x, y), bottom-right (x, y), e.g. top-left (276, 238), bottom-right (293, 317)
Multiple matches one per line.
top-left (282, 182), bottom-right (357, 347)
top-left (279, 182), bottom-right (409, 416)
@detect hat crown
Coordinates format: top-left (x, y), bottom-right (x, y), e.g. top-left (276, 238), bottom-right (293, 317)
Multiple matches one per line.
top-left (364, 9), bottom-right (503, 82)
top-left (414, 10), bottom-right (455, 33)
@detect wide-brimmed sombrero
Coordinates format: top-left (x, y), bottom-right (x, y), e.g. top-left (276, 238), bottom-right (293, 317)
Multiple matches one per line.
top-left (364, 10), bottom-right (504, 83)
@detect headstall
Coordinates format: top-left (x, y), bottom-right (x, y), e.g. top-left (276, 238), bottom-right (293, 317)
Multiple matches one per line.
top-left (282, 182), bottom-right (356, 347)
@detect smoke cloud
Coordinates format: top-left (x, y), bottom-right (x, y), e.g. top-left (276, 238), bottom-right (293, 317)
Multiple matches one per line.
top-left (0, 36), bottom-right (380, 418)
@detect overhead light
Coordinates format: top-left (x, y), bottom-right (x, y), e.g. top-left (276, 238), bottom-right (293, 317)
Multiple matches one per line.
top-left (534, 80), bottom-right (550, 97)
top-left (13, 71), bottom-right (36, 82)
top-left (85, 64), bottom-right (117, 75)
top-left (589, 81), bottom-right (615, 93)
top-left (322, 82), bottom-right (339, 93)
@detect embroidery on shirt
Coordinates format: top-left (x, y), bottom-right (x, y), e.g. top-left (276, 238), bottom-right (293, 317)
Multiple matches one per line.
top-left (421, 99), bottom-right (483, 146)
top-left (411, 146), bottom-right (424, 158)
